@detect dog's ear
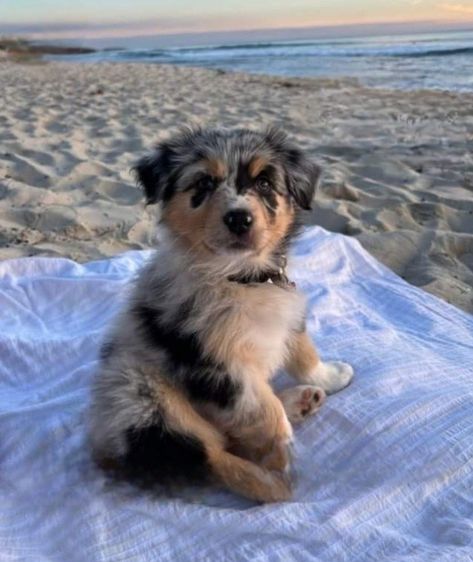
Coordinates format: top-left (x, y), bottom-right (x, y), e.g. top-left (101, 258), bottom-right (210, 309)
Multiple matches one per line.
top-left (265, 127), bottom-right (321, 210)
top-left (133, 144), bottom-right (175, 205)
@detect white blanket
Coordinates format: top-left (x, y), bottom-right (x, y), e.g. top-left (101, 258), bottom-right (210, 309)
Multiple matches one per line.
top-left (1, 227), bottom-right (472, 562)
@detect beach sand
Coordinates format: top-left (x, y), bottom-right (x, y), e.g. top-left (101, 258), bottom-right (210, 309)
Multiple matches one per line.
top-left (0, 61), bottom-right (472, 313)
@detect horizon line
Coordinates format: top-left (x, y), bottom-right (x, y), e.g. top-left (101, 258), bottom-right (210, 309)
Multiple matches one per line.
top-left (1, 18), bottom-right (472, 43)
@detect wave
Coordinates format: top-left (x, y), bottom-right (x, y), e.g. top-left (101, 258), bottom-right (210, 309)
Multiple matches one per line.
top-left (119, 49), bottom-right (167, 59)
top-left (174, 39), bottom-right (360, 53)
top-left (66, 34), bottom-right (473, 67)
top-left (119, 42), bottom-right (473, 61)
top-left (394, 46), bottom-right (473, 57)
top-left (48, 31), bottom-right (473, 92)
top-left (178, 43), bottom-right (473, 58)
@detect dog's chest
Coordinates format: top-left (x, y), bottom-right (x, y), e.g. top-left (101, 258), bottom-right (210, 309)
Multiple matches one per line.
top-left (201, 284), bottom-right (306, 376)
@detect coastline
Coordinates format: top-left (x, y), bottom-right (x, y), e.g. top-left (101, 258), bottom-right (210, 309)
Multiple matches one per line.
top-left (0, 60), bottom-right (472, 312)
top-left (0, 37), bottom-right (96, 64)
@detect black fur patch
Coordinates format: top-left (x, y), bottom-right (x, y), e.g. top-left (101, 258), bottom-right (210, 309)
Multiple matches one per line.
top-left (236, 162), bottom-right (279, 218)
top-left (190, 188), bottom-right (209, 208)
top-left (134, 304), bottom-right (206, 367)
top-left (189, 176), bottom-right (219, 208)
top-left (236, 162), bottom-right (251, 194)
top-left (184, 369), bottom-right (240, 409)
top-left (133, 304), bottom-right (241, 408)
top-left (99, 341), bottom-right (115, 362)
top-left (260, 189), bottom-right (278, 218)
top-left (134, 144), bottom-right (176, 205)
top-left (121, 413), bottom-right (209, 486)
top-left (161, 169), bottom-right (179, 203)
top-left (286, 148), bottom-right (302, 166)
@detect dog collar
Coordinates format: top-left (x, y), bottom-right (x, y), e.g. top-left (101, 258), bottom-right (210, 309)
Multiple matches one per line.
top-left (228, 255), bottom-right (296, 288)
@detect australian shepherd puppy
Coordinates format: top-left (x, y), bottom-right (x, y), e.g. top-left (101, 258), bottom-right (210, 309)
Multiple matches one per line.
top-left (90, 126), bottom-right (353, 502)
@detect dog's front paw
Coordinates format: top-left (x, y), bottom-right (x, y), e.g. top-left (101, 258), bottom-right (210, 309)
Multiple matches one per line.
top-left (278, 385), bottom-right (326, 425)
top-left (308, 361), bottom-right (354, 395)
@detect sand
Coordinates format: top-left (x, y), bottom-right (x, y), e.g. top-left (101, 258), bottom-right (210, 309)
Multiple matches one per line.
top-left (0, 61), bottom-right (472, 313)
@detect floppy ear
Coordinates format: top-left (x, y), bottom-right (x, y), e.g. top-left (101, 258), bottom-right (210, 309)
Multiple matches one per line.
top-left (133, 144), bottom-right (175, 205)
top-left (265, 128), bottom-right (321, 210)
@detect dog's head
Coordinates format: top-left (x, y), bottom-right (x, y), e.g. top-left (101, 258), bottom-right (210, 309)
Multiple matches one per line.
top-left (134, 127), bottom-right (320, 274)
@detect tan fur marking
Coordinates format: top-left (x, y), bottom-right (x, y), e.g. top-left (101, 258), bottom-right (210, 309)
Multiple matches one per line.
top-left (272, 194), bottom-right (294, 234)
top-left (225, 379), bottom-right (292, 473)
top-left (158, 378), bottom-right (226, 449)
top-left (285, 330), bottom-right (321, 382)
top-left (204, 158), bottom-right (227, 179)
top-left (208, 448), bottom-right (291, 503)
top-left (163, 192), bottom-right (211, 254)
top-left (250, 193), bottom-right (295, 258)
top-left (248, 155), bottom-right (269, 178)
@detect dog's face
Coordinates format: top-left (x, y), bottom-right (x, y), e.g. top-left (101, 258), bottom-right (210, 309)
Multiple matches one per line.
top-left (135, 127), bottom-right (320, 270)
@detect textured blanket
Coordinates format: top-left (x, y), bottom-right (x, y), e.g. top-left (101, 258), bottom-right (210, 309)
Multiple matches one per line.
top-left (1, 227), bottom-right (472, 562)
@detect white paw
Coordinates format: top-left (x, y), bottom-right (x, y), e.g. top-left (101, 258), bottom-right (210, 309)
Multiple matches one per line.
top-left (278, 385), bottom-right (326, 425)
top-left (308, 361), bottom-right (354, 395)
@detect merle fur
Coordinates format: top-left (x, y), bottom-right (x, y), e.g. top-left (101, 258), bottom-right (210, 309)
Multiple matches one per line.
top-left (133, 303), bottom-right (241, 409)
top-left (120, 412), bottom-right (210, 487)
top-left (134, 126), bottom-right (320, 210)
top-left (95, 127), bottom-right (320, 492)
top-left (99, 341), bottom-right (115, 362)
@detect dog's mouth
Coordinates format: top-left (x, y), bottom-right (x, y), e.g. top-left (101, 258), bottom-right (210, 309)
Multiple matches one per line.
top-left (227, 232), bottom-right (254, 251)
top-left (203, 233), bottom-right (257, 255)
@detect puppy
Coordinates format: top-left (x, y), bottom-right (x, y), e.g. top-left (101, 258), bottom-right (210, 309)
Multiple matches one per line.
top-left (90, 126), bottom-right (353, 502)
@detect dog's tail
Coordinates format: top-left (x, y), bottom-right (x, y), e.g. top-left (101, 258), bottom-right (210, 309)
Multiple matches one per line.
top-left (207, 447), bottom-right (291, 503)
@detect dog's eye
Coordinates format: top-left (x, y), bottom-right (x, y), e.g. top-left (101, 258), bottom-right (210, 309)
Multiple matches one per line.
top-left (197, 176), bottom-right (216, 191)
top-left (256, 177), bottom-right (272, 194)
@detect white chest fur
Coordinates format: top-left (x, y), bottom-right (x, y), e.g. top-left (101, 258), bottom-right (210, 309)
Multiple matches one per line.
top-left (199, 282), bottom-right (307, 379)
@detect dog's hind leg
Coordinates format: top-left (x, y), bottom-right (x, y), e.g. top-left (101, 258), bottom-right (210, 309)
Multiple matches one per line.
top-left (285, 330), bottom-right (354, 394)
top-left (160, 381), bottom-right (292, 503)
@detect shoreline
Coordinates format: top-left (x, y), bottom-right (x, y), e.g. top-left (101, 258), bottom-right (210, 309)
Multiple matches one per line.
top-left (0, 61), bottom-right (472, 313)
top-left (40, 56), bottom-right (473, 96)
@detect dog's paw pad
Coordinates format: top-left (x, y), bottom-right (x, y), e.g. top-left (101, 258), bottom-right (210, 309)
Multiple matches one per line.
top-left (279, 385), bottom-right (326, 424)
top-left (299, 386), bottom-right (325, 416)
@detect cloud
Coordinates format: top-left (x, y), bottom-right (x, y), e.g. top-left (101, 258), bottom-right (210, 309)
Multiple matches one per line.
top-left (439, 2), bottom-right (473, 14)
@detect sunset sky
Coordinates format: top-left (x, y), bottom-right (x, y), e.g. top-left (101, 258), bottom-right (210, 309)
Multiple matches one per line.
top-left (1, 0), bottom-right (473, 40)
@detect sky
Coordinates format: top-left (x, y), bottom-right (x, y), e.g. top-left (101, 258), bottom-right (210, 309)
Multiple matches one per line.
top-left (1, 0), bottom-right (473, 41)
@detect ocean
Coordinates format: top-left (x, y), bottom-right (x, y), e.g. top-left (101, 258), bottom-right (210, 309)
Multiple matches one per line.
top-left (54, 29), bottom-right (473, 92)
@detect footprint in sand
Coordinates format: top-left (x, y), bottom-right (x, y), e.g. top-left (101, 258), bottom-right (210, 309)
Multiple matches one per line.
top-left (409, 202), bottom-right (443, 225)
top-left (1, 154), bottom-right (51, 188)
top-left (94, 179), bottom-right (142, 205)
top-left (323, 182), bottom-right (360, 202)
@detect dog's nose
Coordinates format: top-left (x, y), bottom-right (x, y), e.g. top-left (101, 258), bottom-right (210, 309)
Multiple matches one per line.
top-left (223, 209), bottom-right (253, 236)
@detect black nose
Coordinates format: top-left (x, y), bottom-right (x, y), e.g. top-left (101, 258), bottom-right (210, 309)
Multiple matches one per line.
top-left (223, 209), bottom-right (253, 236)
